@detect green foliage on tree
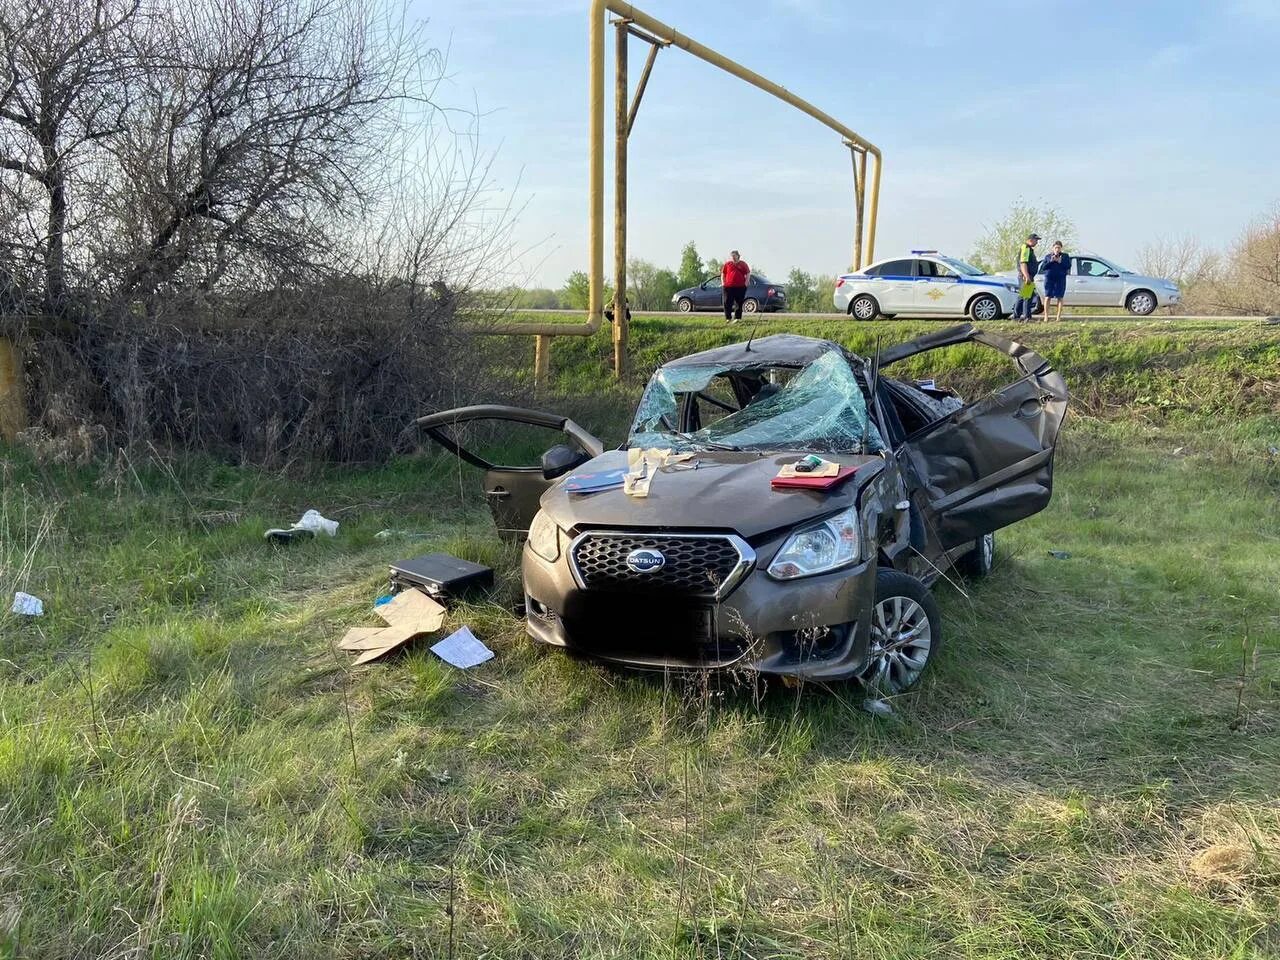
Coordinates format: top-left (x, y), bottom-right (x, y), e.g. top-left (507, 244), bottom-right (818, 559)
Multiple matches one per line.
top-left (627, 258), bottom-right (681, 311)
top-left (969, 199), bottom-right (1077, 273)
top-left (559, 271), bottom-right (614, 311)
top-left (676, 241), bottom-right (704, 289)
top-left (705, 258), bottom-right (722, 283)
top-left (785, 268), bottom-right (819, 312)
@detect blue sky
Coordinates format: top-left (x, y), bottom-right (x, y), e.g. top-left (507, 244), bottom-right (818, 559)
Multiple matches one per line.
top-left (412, 0), bottom-right (1280, 287)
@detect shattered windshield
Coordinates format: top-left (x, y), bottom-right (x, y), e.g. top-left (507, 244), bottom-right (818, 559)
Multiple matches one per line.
top-left (628, 349), bottom-right (884, 454)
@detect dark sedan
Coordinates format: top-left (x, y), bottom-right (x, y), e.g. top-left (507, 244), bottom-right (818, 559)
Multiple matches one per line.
top-left (672, 274), bottom-right (786, 314)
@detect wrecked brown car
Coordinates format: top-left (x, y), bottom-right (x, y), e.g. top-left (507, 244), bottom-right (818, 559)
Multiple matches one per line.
top-left (419, 324), bottom-right (1067, 694)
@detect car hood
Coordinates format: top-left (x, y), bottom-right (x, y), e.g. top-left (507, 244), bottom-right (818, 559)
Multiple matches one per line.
top-left (540, 449), bottom-right (883, 540)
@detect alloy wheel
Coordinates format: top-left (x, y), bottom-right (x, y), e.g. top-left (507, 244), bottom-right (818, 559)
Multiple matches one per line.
top-left (864, 595), bottom-right (932, 694)
top-left (852, 296), bottom-right (876, 320)
top-left (1128, 292), bottom-right (1155, 315)
top-left (972, 296), bottom-right (999, 321)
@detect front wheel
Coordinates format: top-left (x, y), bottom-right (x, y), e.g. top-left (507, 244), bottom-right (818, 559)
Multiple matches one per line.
top-left (955, 531), bottom-right (994, 578)
top-left (969, 294), bottom-right (1000, 322)
top-left (1126, 289), bottom-right (1157, 316)
top-left (859, 569), bottom-right (941, 696)
top-left (677, 297), bottom-right (693, 313)
top-left (849, 294), bottom-right (879, 321)
top-left (743, 297), bottom-right (760, 314)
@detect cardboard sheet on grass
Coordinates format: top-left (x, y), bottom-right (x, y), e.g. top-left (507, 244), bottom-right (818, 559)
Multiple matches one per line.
top-left (339, 589), bottom-right (445, 665)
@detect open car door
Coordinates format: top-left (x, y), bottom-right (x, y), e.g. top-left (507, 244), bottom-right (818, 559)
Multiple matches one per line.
top-left (877, 324), bottom-right (1068, 548)
top-left (415, 405), bottom-right (604, 540)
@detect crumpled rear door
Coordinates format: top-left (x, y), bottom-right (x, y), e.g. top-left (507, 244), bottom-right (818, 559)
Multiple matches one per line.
top-left (878, 325), bottom-right (1069, 548)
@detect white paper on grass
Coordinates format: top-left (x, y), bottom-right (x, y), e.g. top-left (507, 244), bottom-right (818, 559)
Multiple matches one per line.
top-left (295, 509), bottom-right (339, 536)
top-left (11, 592), bottom-right (43, 616)
top-left (430, 627), bottom-right (494, 669)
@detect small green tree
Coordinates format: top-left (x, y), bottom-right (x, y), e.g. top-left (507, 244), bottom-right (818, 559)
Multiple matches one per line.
top-left (705, 257), bottom-right (722, 283)
top-left (627, 258), bottom-right (681, 311)
top-left (969, 200), bottom-right (1077, 273)
top-left (785, 268), bottom-right (818, 312)
top-left (559, 271), bottom-right (612, 311)
top-left (676, 241), bottom-right (704, 289)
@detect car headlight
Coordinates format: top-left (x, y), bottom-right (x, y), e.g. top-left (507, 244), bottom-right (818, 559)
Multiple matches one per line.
top-left (527, 510), bottom-right (560, 562)
top-left (767, 506), bottom-right (860, 580)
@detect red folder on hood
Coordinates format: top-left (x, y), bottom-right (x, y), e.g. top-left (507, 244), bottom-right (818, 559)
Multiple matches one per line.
top-left (770, 465), bottom-right (860, 491)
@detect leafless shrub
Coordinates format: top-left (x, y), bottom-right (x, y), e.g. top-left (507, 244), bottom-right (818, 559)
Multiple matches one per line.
top-left (0, 0), bottom-right (522, 461)
top-left (1210, 204), bottom-right (1280, 316)
top-left (1137, 235), bottom-right (1222, 314)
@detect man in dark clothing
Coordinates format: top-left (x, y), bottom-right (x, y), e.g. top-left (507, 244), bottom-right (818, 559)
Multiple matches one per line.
top-left (722, 250), bottom-right (751, 322)
top-left (1039, 240), bottom-right (1071, 322)
top-left (1014, 232), bottom-right (1040, 321)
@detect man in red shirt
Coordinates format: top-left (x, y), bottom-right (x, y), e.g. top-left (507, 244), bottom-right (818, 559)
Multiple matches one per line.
top-left (721, 250), bottom-right (751, 322)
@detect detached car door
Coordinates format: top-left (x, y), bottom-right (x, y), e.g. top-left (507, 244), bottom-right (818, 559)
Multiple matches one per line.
top-left (415, 405), bottom-right (604, 539)
top-left (877, 325), bottom-right (1068, 548)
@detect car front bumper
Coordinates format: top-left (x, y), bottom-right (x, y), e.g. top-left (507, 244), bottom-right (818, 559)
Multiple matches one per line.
top-left (521, 533), bottom-right (876, 680)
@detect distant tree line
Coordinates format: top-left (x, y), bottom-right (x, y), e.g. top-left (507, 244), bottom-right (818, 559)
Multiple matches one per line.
top-left (501, 241), bottom-right (842, 313)
top-left (506, 200), bottom-right (1280, 317)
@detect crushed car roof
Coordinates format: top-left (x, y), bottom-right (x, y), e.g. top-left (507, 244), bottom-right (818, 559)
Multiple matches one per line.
top-left (661, 333), bottom-right (857, 370)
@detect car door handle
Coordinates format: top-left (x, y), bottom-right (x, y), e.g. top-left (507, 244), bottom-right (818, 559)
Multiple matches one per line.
top-left (485, 488), bottom-right (511, 499)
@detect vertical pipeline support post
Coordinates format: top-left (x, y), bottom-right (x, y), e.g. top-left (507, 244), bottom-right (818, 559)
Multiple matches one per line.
top-left (0, 336), bottom-right (26, 442)
top-left (613, 18), bottom-right (629, 378)
top-left (866, 149), bottom-right (881, 264)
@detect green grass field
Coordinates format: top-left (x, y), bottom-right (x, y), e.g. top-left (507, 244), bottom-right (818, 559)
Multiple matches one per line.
top-left (2, 315), bottom-right (1279, 957)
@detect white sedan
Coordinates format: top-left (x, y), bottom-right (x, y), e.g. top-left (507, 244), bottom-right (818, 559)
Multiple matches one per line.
top-left (998, 253), bottom-right (1180, 315)
top-left (834, 252), bottom-right (1020, 321)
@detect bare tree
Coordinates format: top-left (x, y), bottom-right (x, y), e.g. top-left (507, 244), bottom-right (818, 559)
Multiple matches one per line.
top-left (0, 0), bottom-right (142, 310)
top-left (1136, 235), bottom-right (1221, 315)
top-left (1212, 204), bottom-right (1280, 315)
top-left (106, 0), bottom-right (441, 299)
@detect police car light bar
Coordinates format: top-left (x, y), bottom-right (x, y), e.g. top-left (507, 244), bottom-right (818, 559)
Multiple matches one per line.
top-left (910, 249), bottom-right (939, 255)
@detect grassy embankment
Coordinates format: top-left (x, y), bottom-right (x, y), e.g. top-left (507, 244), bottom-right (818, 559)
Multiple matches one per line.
top-left (1, 314), bottom-right (1278, 957)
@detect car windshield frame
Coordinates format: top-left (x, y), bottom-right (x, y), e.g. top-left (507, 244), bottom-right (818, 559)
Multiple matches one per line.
top-left (936, 256), bottom-right (987, 276)
top-left (628, 348), bottom-right (885, 455)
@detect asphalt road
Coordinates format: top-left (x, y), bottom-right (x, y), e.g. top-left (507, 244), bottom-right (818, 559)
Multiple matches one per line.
top-left (517, 309), bottom-right (1274, 323)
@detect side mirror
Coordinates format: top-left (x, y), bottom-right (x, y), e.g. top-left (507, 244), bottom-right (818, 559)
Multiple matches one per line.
top-left (542, 443), bottom-right (589, 480)
top-left (699, 281), bottom-right (708, 289)
top-left (1105, 272), bottom-right (1119, 278)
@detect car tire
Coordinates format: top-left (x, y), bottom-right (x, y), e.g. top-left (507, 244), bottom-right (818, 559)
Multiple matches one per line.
top-left (743, 298), bottom-right (760, 314)
top-left (849, 294), bottom-right (879, 321)
top-left (677, 297), bottom-right (693, 313)
top-left (969, 294), bottom-right (1000, 322)
top-left (955, 531), bottom-right (994, 579)
top-left (859, 569), bottom-right (941, 696)
top-left (1126, 289), bottom-right (1157, 316)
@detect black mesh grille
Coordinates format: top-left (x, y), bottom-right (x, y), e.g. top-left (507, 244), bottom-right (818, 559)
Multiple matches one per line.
top-left (572, 534), bottom-right (745, 596)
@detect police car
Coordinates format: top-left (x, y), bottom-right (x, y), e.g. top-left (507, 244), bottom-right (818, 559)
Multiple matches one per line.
top-left (833, 251), bottom-right (1021, 321)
